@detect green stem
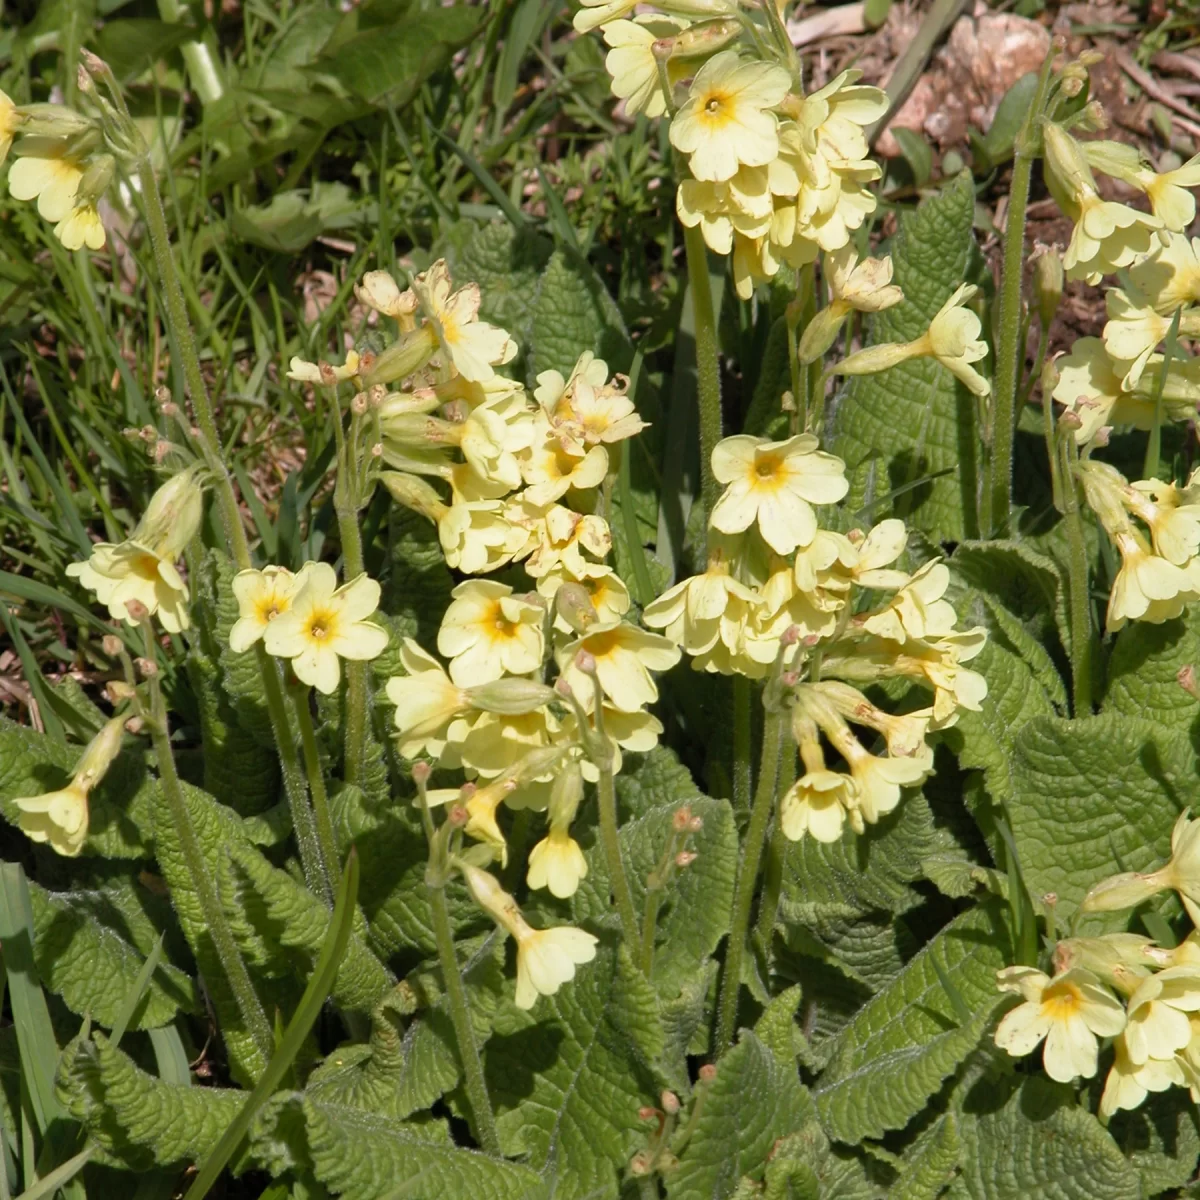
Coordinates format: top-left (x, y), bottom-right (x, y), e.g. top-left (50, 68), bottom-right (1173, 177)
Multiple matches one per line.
top-left (637, 1177), bottom-right (660, 1200)
top-left (714, 708), bottom-right (785, 1056)
top-left (986, 50), bottom-right (1058, 535)
top-left (754, 739), bottom-right (796, 951)
top-left (1060, 439), bottom-right (1094, 716)
top-left (142, 629), bottom-right (273, 1066)
top-left (1143, 308), bottom-right (1182, 481)
top-left (683, 224), bottom-right (723, 545)
top-left (253, 648), bottom-right (330, 902)
top-left (290, 685), bottom-right (341, 894)
top-left (418, 790), bottom-right (501, 1156)
top-left (596, 750), bottom-right (641, 951)
top-left (335, 491), bottom-right (370, 790)
top-left (135, 157), bottom-right (250, 571)
top-left (732, 675), bottom-right (752, 817)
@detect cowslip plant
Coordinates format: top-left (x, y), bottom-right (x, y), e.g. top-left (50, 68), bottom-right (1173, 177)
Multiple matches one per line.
top-left (7, 11), bottom-right (1200, 1200)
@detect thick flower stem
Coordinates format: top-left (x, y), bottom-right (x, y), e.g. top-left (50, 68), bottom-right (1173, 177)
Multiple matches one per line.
top-left (259, 650), bottom-right (331, 905)
top-left (683, 224), bottom-right (723, 544)
top-left (1060, 441), bottom-right (1094, 716)
top-left (137, 147), bottom-right (334, 905)
top-left (986, 49), bottom-right (1058, 536)
top-left (335, 492), bottom-right (370, 790)
top-left (142, 627), bottom-right (274, 1067)
top-left (136, 157), bottom-right (250, 572)
top-left (732, 676), bottom-right (752, 816)
top-left (418, 790), bottom-right (501, 1156)
top-left (290, 685), bottom-right (341, 897)
top-left (753, 740), bottom-right (796, 952)
top-left (597, 756), bottom-right (641, 951)
top-left (714, 708), bottom-right (785, 1056)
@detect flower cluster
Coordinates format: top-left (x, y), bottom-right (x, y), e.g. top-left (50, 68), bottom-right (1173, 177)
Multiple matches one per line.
top-left (646, 433), bottom-right (988, 842)
top-left (994, 812), bottom-right (1200, 1118)
top-left (1, 85), bottom-right (114, 250)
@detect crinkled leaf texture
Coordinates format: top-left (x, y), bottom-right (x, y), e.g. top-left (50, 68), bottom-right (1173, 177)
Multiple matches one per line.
top-left (814, 899), bottom-right (1010, 1144)
top-left (1008, 713), bottom-right (1191, 921)
top-left (1105, 606), bottom-right (1200, 733)
top-left (950, 1077), bottom-right (1140, 1200)
top-left (303, 1095), bottom-right (546, 1199)
top-left (486, 943), bottom-right (656, 1200)
top-left (667, 1030), bottom-right (815, 1199)
top-left (831, 171), bottom-right (985, 542)
top-left (29, 879), bottom-right (196, 1030)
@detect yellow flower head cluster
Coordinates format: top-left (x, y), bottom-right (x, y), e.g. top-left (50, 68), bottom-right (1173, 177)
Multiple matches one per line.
top-left (995, 813), bottom-right (1200, 1117)
top-left (2, 89), bottom-right (113, 251)
top-left (646, 435), bottom-right (987, 840)
top-left (1077, 459), bottom-right (1200, 631)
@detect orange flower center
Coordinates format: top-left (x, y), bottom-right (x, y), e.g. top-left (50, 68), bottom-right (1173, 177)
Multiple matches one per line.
top-left (1040, 981), bottom-right (1083, 1021)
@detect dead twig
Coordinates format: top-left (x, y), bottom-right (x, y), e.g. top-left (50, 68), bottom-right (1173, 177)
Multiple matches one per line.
top-left (1117, 49), bottom-right (1200, 140)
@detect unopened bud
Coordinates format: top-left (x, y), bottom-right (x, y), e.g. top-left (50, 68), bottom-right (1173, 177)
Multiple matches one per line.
top-left (101, 634), bottom-right (122, 657)
top-left (351, 392), bottom-right (369, 415)
top-left (661, 1090), bottom-right (680, 1115)
top-left (80, 49), bottom-right (111, 78)
top-left (675, 851), bottom-right (697, 868)
top-left (673, 805), bottom-right (692, 832)
top-left (411, 761), bottom-right (432, 785)
top-left (17, 103), bottom-right (93, 138)
top-left (1080, 870), bottom-right (1167, 913)
top-left (1058, 410), bottom-right (1083, 431)
top-left (630, 1152), bottom-right (653, 1176)
top-left (669, 17), bottom-right (740, 59)
top-left (160, 401), bottom-right (179, 418)
top-left (468, 678), bottom-right (557, 715)
top-left (124, 599), bottom-right (149, 624)
top-left (78, 154), bottom-right (115, 203)
top-left (780, 670), bottom-right (800, 688)
top-left (637, 1106), bottom-right (657, 1122)
top-left (360, 324), bottom-right (439, 388)
top-left (460, 781), bottom-right (478, 798)
top-left (780, 624), bottom-right (800, 647)
top-left (380, 471), bottom-right (448, 522)
top-left (134, 656), bottom-right (157, 679)
top-left (106, 680), bottom-right (134, 704)
top-left (1180, 664), bottom-right (1200, 701)
top-left (371, 442), bottom-right (383, 458)
top-left (555, 583), bottom-right (598, 634)
top-left (448, 804), bottom-right (469, 827)
top-left (1078, 48), bottom-right (1104, 66)
top-left (1033, 248), bottom-right (1063, 328)
top-left (133, 464), bottom-right (206, 560)
top-left (1091, 426), bottom-right (1111, 448)
top-left (123, 715), bottom-right (144, 734)
top-left (1061, 76), bottom-right (1083, 98)
top-left (688, 816), bottom-right (703, 832)
top-left (698, 1063), bottom-right (717, 1082)
top-left (555, 678), bottom-right (574, 700)
top-left (574, 649), bottom-right (597, 676)
top-left (1079, 100), bottom-right (1108, 132)
top-left (1040, 358), bottom-right (1061, 396)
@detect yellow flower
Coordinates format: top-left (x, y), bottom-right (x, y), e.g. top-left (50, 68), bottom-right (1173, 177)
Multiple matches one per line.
top-left (229, 564), bottom-right (311, 653)
top-left (1107, 529), bottom-right (1199, 630)
top-left (287, 350), bottom-right (361, 385)
top-left (0, 89), bottom-right (18, 166)
top-left (413, 259), bottom-right (516, 383)
top-left (669, 51), bottom-right (791, 184)
top-left (514, 501), bottom-right (612, 579)
top-left (1084, 139), bottom-right (1200, 231)
top-left (459, 861), bottom-right (597, 1009)
top-left (463, 777), bottom-right (515, 864)
top-left (1102, 289), bottom-right (1200, 391)
top-left (780, 767), bottom-right (860, 842)
top-left (449, 708), bottom-right (560, 779)
top-left (1123, 966), bottom-right (1200, 1066)
top-left (8, 138), bottom-right (84, 221)
top-left (602, 17), bottom-right (687, 119)
top-left (835, 285), bottom-right (990, 397)
top-left (67, 541), bottom-right (191, 632)
top-left (538, 352), bottom-right (647, 452)
top-left (859, 559), bottom-right (957, 643)
top-left (1129, 233), bottom-right (1200, 315)
top-left (527, 826), bottom-right (589, 899)
top-left (993, 965), bottom-right (1126, 1082)
top-left (440, 500), bottom-right (529, 574)
top-left (11, 716), bottom-right (125, 857)
top-left (437, 580), bottom-right (545, 686)
top-left (520, 414), bottom-right (610, 506)
top-left (557, 620), bottom-right (681, 712)
top-left (573, 0), bottom-right (638, 33)
top-left (54, 201), bottom-right (105, 250)
top-left (1099, 1036), bottom-right (1183, 1118)
top-left (643, 557), bottom-right (763, 661)
top-left (538, 563), bottom-right (631, 633)
top-left (386, 639), bottom-right (472, 759)
top-left (1126, 477), bottom-right (1200, 566)
top-left (263, 563), bottom-right (389, 695)
top-left (354, 270), bottom-right (418, 322)
top-left (798, 246), bottom-right (903, 363)
top-left (710, 433), bottom-right (849, 555)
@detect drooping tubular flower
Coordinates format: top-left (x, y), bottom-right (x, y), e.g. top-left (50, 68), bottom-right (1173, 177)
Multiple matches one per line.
top-left (67, 465), bottom-right (205, 633)
top-left (263, 563), bottom-right (389, 694)
top-left (798, 246), bottom-right (904, 363)
top-left (459, 860), bottom-right (598, 1009)
top-left (11, 715), bottom-right (126, 857)
top-left (834, 284), bottom-right (991, 397)
top-left (527, 764), bottom-right (588, 899)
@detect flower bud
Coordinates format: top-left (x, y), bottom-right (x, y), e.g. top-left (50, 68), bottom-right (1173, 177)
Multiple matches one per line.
top-left (574, 649), bottom-right (598, 676)
top-left (698, 1063), bottom-right (717, 1082)
top-left (360, 324), bottom-right (439, 387)
top-left (78, 154), bottom-right (115, 203)
top-left (797, 305), bottom-right (850, 365)
top-left (547, 763), bottom-right (584, 827)
top-left (661, 1091), bottom-right (680, 1115)
top-left (673, 805), bottom-right (693, 832)
top-left (355, 270), bottom-right (418, 320)
top-left (134, 656), bottom-right (157, 679)
top-left (101, 634), bottom-right (123, 657)
top-left (555, 582), bottom-right (598, 634)
top-left (133, 464), bottom-right (205, 560)
top-left (124, 599), bottom-right (149, 624)
top-left (1179, 664), bottom-right (1200, 701)
top-left (1033, 248), bottom-right (1063, 328)
top-left (15, 104), bottom-right (92, 138)
top-left (1042, 122), bottom-right (1096, 200)
top-left (1080, 870), bottom-right (1168, 912)
top-left (106, 681), bottom-right (134, 704)
top-left (411, 760), bottom-right (432, 786)
top-left (669, 17), bottom-right (741, 59)
top-left (380, 471), bottom-right (448, 522)
top-left (467, 678), bottom-right (558, 715)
